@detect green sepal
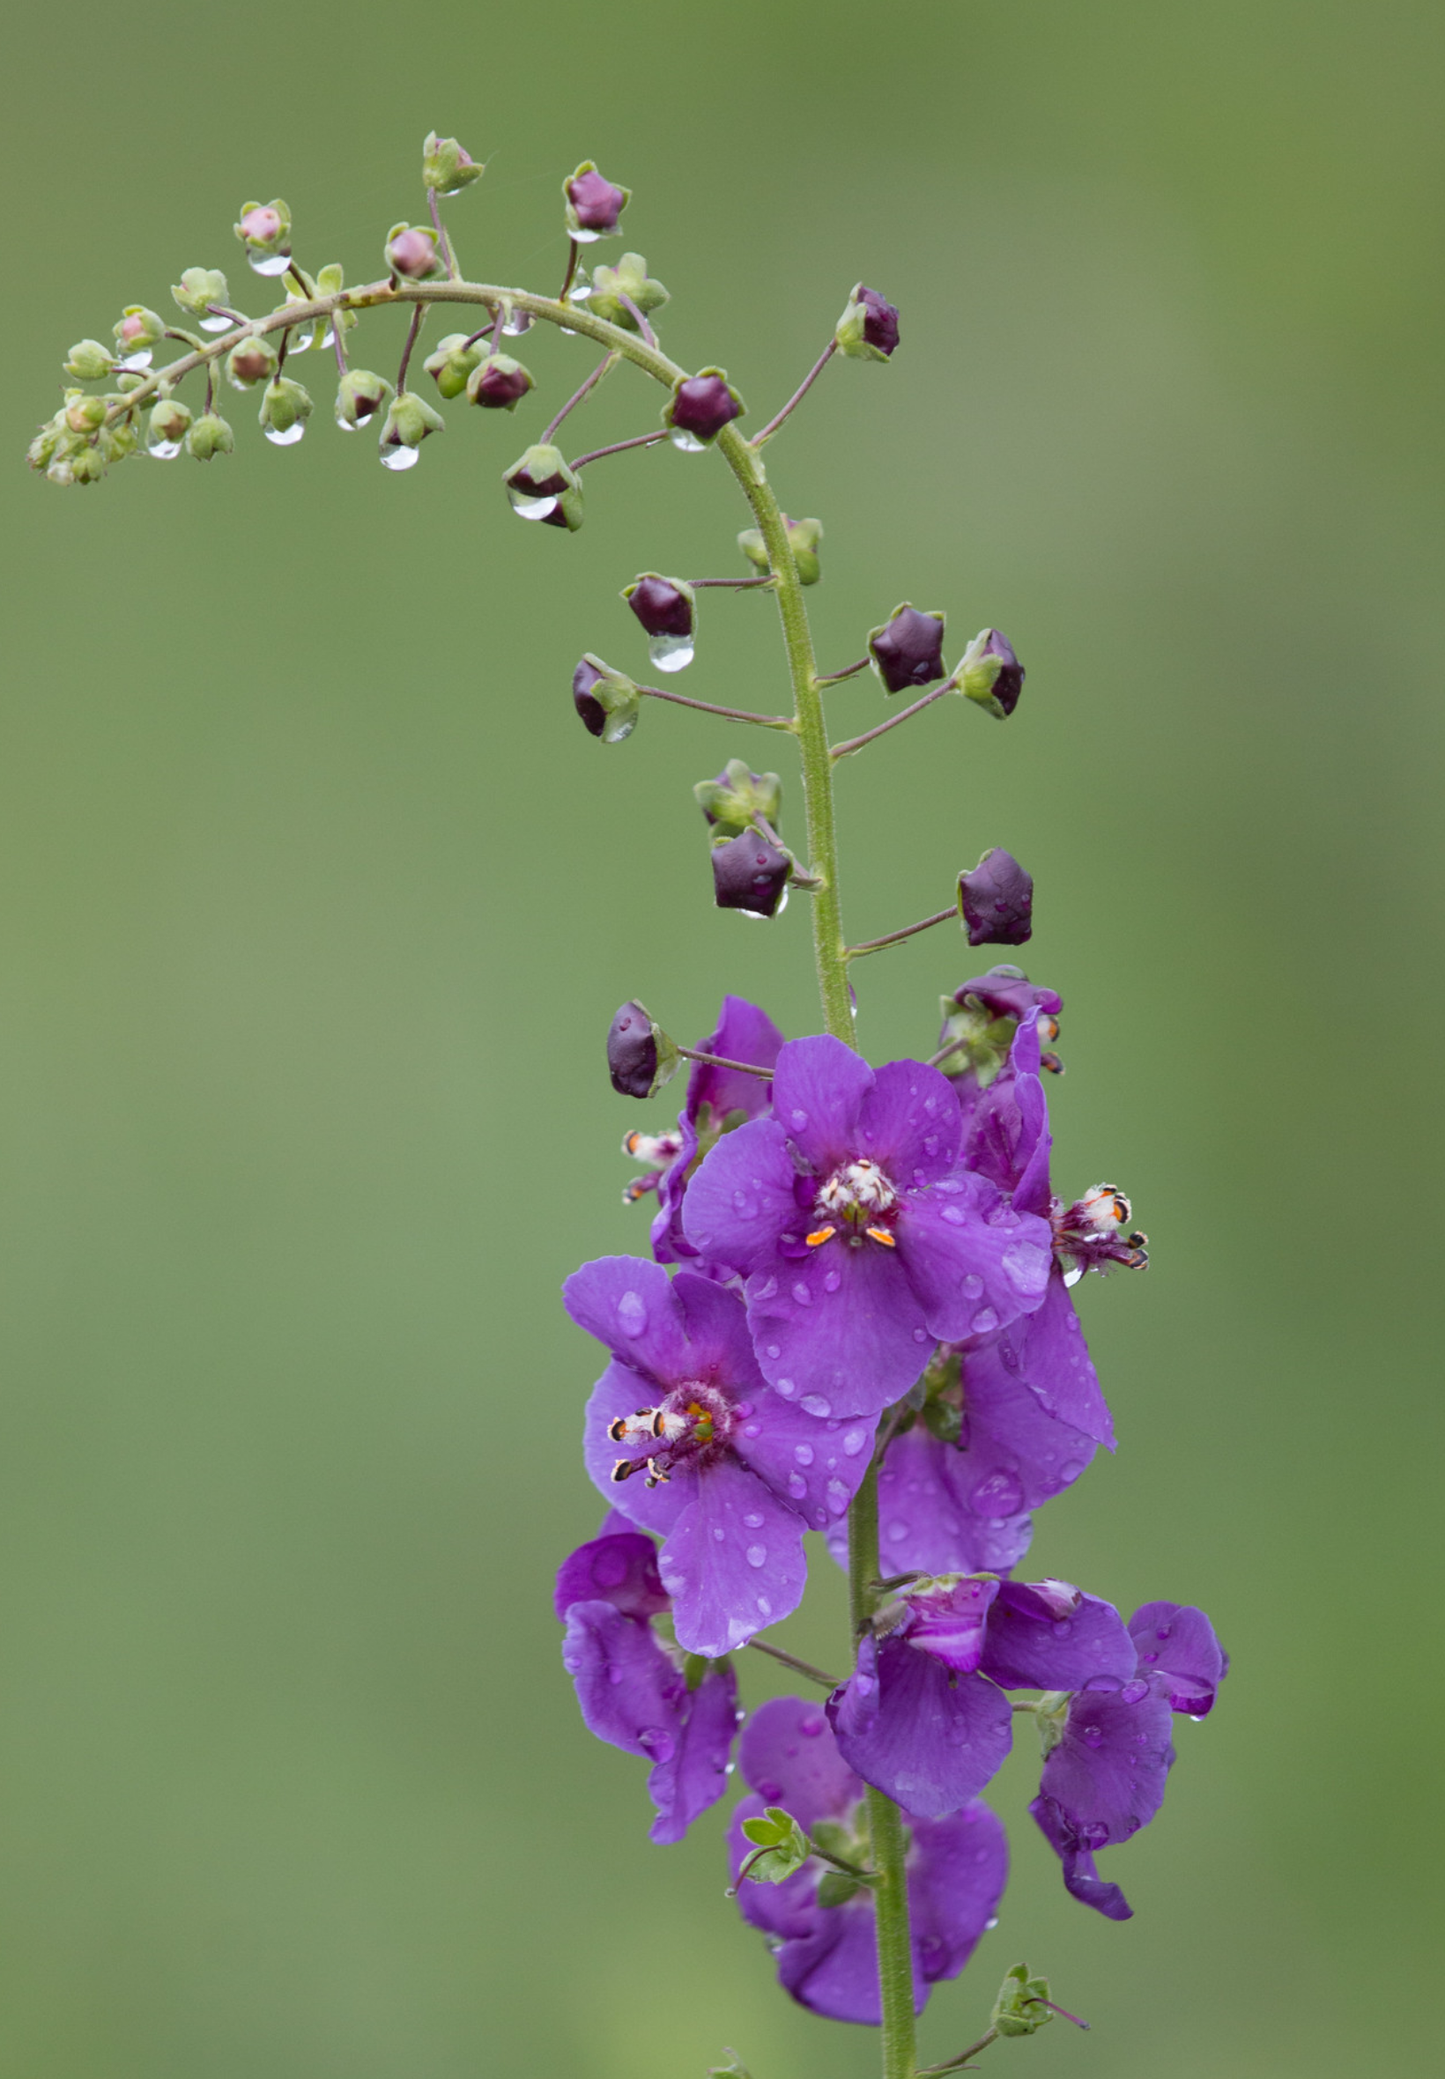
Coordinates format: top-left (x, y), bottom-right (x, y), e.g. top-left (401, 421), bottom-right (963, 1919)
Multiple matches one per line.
top-left (186, 411), bottom-right (234, 460)
top-left (1034, 1692), bottom-right (1070, 1760)
top-left (64, 339), bottom-right (115, 381)
top-left (693, 758), bottom-right (783, 839)
top-left (739, 1806), bottom-right (811, 1883)
top-left (682, 1652), bottom-right (714, 1692)
top-left (583, 252), bottom-right (669, 331)
top-left (424, 333), bottom-right (485, 399)
top-left (258, 376), bottom-right (313, 435)
top-left (424, 132), bottom-right (485, 195)
top-left (381, 391), bottom-right (446, 450)
top-left (991, 1962), bottom-right (1055, 2038)
top-left (171, 267), bottom-right (229, 318)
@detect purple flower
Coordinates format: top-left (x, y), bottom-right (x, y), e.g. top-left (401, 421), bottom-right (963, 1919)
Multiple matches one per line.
top-left (566, 1258), bottom-right (874, 1656)
top-left (557, 1529), bottom-right (740, 1844)
top-left (682, 1036), bottom-right (1055, 1418)
top-left (832, 1422), bottom-right (1035, 1580)
top-left (1030, 1599), bottom-right (1225, 1920)
top-left (646, 995), bottom-right (785, 1266)
top-left (728, 1696), bottom-right (1007, 2024)
top-left (827, 1576), bottom-right (1135, 1819)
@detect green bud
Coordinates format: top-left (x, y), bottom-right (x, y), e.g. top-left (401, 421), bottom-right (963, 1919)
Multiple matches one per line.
top-left (379, 390), bottom-right (446, 464)
top-left (27, 413), bottom-right (67, 471)
top-left (114, 372), bottom-right (147, 394)
top-left (423, 332), bottom-right (484, 400)
top-left (258, 376), bottom-right (313, 443)
top-left (64, 339), bottom-right (115, 380)
top-left (574, 656), bottom-right (640, 744)
top-left (505, 443), bottom-right (583, 530)
top-left (834, 283), bottom-right (900, 361)
top-left (112, 306), bottom-right (165, 362)
top-left (146, 397), bottom-right (193, 455)
top-left (990, 1963), bottom-right (1055, 2039)
top-left (706, 2053), bottom-right (752, 2079)
top-left (738, 1807), bottom-right (811, 1884)
top-left (235, 200), bottom-right (292, 276)
top-left (64, 390), bottom-right (107, 435)
top-left (186, 411), bottom-right (235, 460)
top-left (737, 516), bottom-right (822, 585)
top-left (423, 132), bottom-right (485, 195)
top-left (1034, 1693), bottom-right (1070, 1760)
top-left (101, 418), bottom-right (141, 464)
top-left (334, 368), bottom-right (392, 431)
top-left (226, 335), bottom-right (279, 390)
top-left (582, 251), bottom-right (669, 331)
top-left (68, 443), bottom-right (108, 486)
top-left (693, 758), bottom-right (782, 839)
top-left (171, 267), bottom-right (230, 318)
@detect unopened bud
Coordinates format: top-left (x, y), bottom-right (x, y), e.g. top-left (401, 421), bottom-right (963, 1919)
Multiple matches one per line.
top-left (623, 574), bottom-right (695, 671)
top-left (573, 655), bottom-right (639, 744)
top-left (186, 411), bottom-right (235, 460)
top-left (608, 1001), bottom-right (680, 1101)
top-left (665, 369), bottom-right (744, 450)
top-left (68, 444), bottom-right (108, 486)
top-left (258, 376), bottom-right (313, 445)
top-left (334, 368), bottom-right (392, 430)
top-left (712, 830), bottom-right (791, 918)
top-left (234, 199), bottom-right (292, 276)
top-left (171, 267), bottom-right (231, 322)
top-left (226, 336), bottom-right (279, 389)
top-left (64, 391), bottom-right (107, 435)
top-left (64, 339), bottom-right (115, 380)
top-left (694, 758), bottom-right (781, 838)
top-left (869, 603), bottom-right (946, 693)
top-left (738, 515), bottom-right (821, 584)
top-left (112, 306), bottom-right (165, 368)
top-left (423, 132), bottom-right (485, 195)
top-left (564, 162), bottom-right (630, 241)
top-left (584, 252), bottom-right (669, 332)
top-left (385, 223), bottom-right (444, 281)
top-left (958, 849), bottom-right (1033, 947)
top-left (465, 352), bottom-right (533, 410)
top-left (504, 444), bottom-right (583, 530)
top-left (27, 414), bottom-right (67, 472)
top-left (102, 419), bottom-right (140, 464)
top-left (146, 397), bottom-right (192, 457)
top-left (960, 628), bottom-right (1025, 719)
top-left (423, 333), bottom-right (484, 399)
top-left (836, 283), bottom-right (900, 360)
top-left (379, 390), bottom-right (445, 469)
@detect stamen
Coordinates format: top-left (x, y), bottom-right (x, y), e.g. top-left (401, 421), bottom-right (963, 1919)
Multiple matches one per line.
top-left (805, 1226), bottom-right (836, 1247)
top-left (610, 1458), bottom-right (636, 1483)
top-left (866, 1226), bottom-right (896, 1247)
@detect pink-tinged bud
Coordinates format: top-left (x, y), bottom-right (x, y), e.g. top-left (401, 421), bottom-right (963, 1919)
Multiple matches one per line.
top-left (241, 205), bottom-right (281, 246)
top-left (958, 849), bottom-right (1033, 947)
top-left (234, 198), bottom-right (292, 276)
top-left (564, 162), bottom-right (631, 241)
top-left (665, 369), bottom-right (745, 450)
top-left (711, 830), bottom-right (791, 918)
top-left (384, 224), bottom-right (443, 281)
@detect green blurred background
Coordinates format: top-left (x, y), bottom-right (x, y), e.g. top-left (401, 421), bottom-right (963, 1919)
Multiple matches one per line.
top-left (3, 1), bottom-right (1441, 2072)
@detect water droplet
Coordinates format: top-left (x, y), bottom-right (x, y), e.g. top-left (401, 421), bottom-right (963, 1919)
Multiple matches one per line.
top-left (742, 1512), bottom-right (764, 1530)
top-left (756, 1595), bottom-right (772, 1615)
top-left (793, 1443), bottom-right (815, 1466)
top-left (746, 1544), bottom-right (767, 1568)
top-left (713, 1527), bottom-right (725, 1542)
top-left (800, 1394), bottom-right (831, 1417)
top-left (923, 1134), bottom-right (939, 1155)
top-left (1081, 1725), bottom-right (1104, 1749)
top-left (199, 314), bottom-right (233, 334)
top-left (826, 1478), bottom-right (849, 1514)
top-left (913, 1328), bottom-right (931, 1345)
top-left (380, 441), bottom-right (424, 468)
top-left (1063, 1311), bottom-right (1081, 1333)
top-left (1064, 1265), bottom-right (1083, 1288)
top-left (646, 633), bottom-right (694, 673)
top-left (503, 308), bottom-right (533, 336)
top-left (775, 1376), bottom-right (795, 1396)
top-left (146, 439), bottom-right (182, 460)
top-left (755, 1278), bottom-right (778, 1302)
top-left (732, 1189), bottom-right (756, 1216)
top-left (790, 1109), bottom-right (809, 1129)
top-left (984, 1915), bottom-right (999, 1931)
top-left (791, 1282), bottom-right (812, 1307)
top-left (1156, 1622), bottom-right (1173, 1640)
top-left (787, 1472), bottom-right (807, 1498)
top-left (799, 1711), bottom-right (825, 1737)
top-left (265, 423), bottom-right (306, 447)
top-left (1121, 1679), bottom-right (1150, 1704)
top-left (616, 1290), bottom-right (648, 1337)
top-left (742, 1421), bottom-right (762, 1438)
top-left (971, 1306), bottom-right (999, 1335)
top-left (942, 1205), bottom-right (966, 1225)
top-left (670, 428), bottom-right (707, 453)
top-left (886, 1520), bottom-right (908, 1544)
top-left (972, 1469), bottom-right (1024, 1518)
top-left (842, 1428), bottom-right (867, 1457)
top-left (1140, 1649), bottom-right (1159, 1664)
top-left (117, 350), bottom-right (153, 372)
top-left (510, 492), bottom-right (557, 519)
top-left (248, 250), bottom-right (291, 277)
top-left (961, 1273), bottom-right (984, 1299)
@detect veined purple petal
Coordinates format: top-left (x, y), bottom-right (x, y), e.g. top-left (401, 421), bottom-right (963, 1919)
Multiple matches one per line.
top-left (660, 1457), bottom-right (807, 1656)
top-left (948, 1342), bottom-right (1097, 1516)
top-left (778, 1899), bottom-right (912, 2025)
top-left (730, 1388), bottom-right (876, 1533)
top-left (839, 1424), bottom-right (1033, 1579)
top-left (737, 1693), bottom-right (858, 1828)
top-left (1040, 1684), bottom-right (1175, 1846)
top-left (902, 1576), bottom-right (999, 1673)
top-left (650, 1109), bottom-right (700, 1266)
top-left (856, 1060), bottom-right (962, 1184)
top-left (1030, 1793), bottom-right (1133, 1921)
top-left (583, 1359), bottom-right (698, 1536)
top-left (899, 1181), bottom-right (1053, 1344)
top-left (769, 1035), bottom-right (875, 1174)
top-left (671, 1270), bottom-right (767, 1391)
top-left (553, 1531), bottom-right (668, 1623)
top-left (828, 1635), bottom-right (1012, 1819)
top-left (967, 1270), bottom-right (1115, 1450)
top-left (689, 995), bottom-right (785, 1123)
top-left (981, 1580), bottom-right (1136, 1691)
top-left (1129, 1601), bottom-right (1227, 1715)
top-left (963, 1011), bottom-right (1051, 1210)
top-left (561, 1600), bottom-right (682, 1761)
top-left (563, 1255), bottom-right (690, 1379)
top-left (648, 1659), bottom-right (740, 1845)
top-left (911, 1801), bottom-right (1009, 1983)
top-left (681, 1116), bottom-right (801, 1276)
top-left (745, 1239), bottom-right (933, 1418)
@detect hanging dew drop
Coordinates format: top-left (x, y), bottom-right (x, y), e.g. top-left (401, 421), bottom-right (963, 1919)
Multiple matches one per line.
top-left (117, 350), bottom-right (153, 372)
top-left (670, 428), bottom-right (707, 453)
top-left (502, 309), bottom-right (532, 336)
top-left (146, 438), bottom-right (182, 460)
top-left (248, 250), bottom-right (291, 277)
top-left (264, 422), bottom-right (306, 446)
top-left (647, 634), bottom-right (695, 673)
top-left (379, 443), bottom-right (419, 470)
top-left (510, 492), bottom-right (557, 520)
top-left (199, 315), bottom-right (233, 334)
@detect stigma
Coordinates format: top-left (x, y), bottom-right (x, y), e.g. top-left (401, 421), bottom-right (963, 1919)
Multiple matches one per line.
top-left (812, 1158), bottom-right (900, 1246)
top-left (607, 1382), bottom-right (730, 1486)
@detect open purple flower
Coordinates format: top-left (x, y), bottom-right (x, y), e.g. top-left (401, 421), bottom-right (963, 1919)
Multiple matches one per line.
top-left (682, 1036), bottom-right (1055, 1418)
top-left (566, 1258), bottom-right (875, 1656)
top-left (557, 1528), bottom-right (740, 1844)
top-left (1029, 1599), bottom-right (1225, 1920)
top-left (728, 1696), bottom-right (1007, 2024)
top-left (827, 1575), bottom-right (1136, 1819)
top-left (640, 995), bottom-right (785, 1266)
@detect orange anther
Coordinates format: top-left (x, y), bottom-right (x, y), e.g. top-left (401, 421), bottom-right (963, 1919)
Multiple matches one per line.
top-left (805, 1226), bottom-right (837, 1248)
top-left (866, 1226), bottom-right (896, 1247)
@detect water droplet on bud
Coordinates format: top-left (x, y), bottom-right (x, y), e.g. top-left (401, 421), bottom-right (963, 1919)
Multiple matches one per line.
top-left (502, 309), bottom-right (533, 336)
top-left (146, 438), bottom-right (182, 460)
top-left (669, 428), bottom-right (707, 453)
top-left (264, 422), bottom-right (306, 446)
top-left (510, 492), bottom-right (557, 519)
top-left (117, 350), bottom-right (153, 372)
top-left (199, 315), bottom-right (233, 334)
top-left (647, 634), bottom-right (695, 673)
top-left (248, 251), bottom-right (291, 278)
top-left (379, 443), bottom-right (420, 470)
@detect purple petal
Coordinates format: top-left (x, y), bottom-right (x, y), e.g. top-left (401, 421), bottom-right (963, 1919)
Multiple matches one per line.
top-left (660, 1458), bottom-right (808, 1656)
top-left (730, 1388), bottom-right (876, 1535)
top-left (583, 1360), bottom-right (697, 1537)
top-left (910, 1801), bottom-right (1009, 1982)
top-left (968, 1270), bottom-right (1114, 1450)
top-left (688, 995), bottom-right (785, 1123)
top-left (777, 1900), bottom-right (908, 2025)
top-left (553, 1531), bottom-right (668, 1623)
top-left (827, 1637), bottom-right (1012, 1820)
top-left (650, 1110), bottom-right (700, 1266)
top-left (769, 1034), bottom-right (874, 1175)
top-left (561, 1600), bottom-right (683, 1761)
top-left (1129, 1602), bottom-right (1227, 1715)
top-left (563, 1255), bottom-right (690, 1380)
top-left (981, 1580), bottom-right (1136, 1691)
top-left (845, 1424), bottom-right (1033, 1578)
top-left (1040, 1684), bottom-right (1175, 1845)
top-left (648, 1660), bottom-right (740, 1845)
top-left (737, 1693), bottom-right (860, 1828)
top-left (1030, 1794), bottom-right (1133, 1920)
top-left (671, 1270), bottom-right (767, 1391)
top-left (856, 1060), bottom-right (962, 1184)
top-left (951, 1342), bottom-right (1098, 1516)
top-left (963, 1012), bottom-right (1051, 1211)
top-left (902, 1576), bottom-right (1000, 1673)
top-left (898, 1181), bottom-right (1053, 1344)
top-left (681, 1116), bottom-right (801, 1276)
top-left (745, 1240), bottom-right (933, 1418)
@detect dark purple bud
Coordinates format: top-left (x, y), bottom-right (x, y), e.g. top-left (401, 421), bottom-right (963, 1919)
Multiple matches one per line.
top-left (950, 966), bottom-right (1060, 1023)
top-left (836, 283), bottom-right (900, 360)
top-left (666, 369), bottom-right (744, 447)
top-left (711, 831), bottom-right (791, 918)
top-left (958, 849), bottom-right (1034, 947)
top-left (607, 1000), bottom-right (680, 1099)
top-left (565, 164), bottom-right (631, 239)
top-left (962, 628), bottom-right (1025, 719)
top-left (624, 574), bottom-right (694, 640)
top-left (466, 353), bottom-right (534, 410)
top-left (868, 603), bottom-right (947, 694)
top-left (572, 654), bottom-right (639, 744)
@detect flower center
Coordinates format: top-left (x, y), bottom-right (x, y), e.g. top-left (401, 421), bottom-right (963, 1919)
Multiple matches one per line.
top-left (608, 1380), bottom-right (734, 1486)
top-left (807, 1159), bottom-right (900, 1250)
top-left (1051, 1182), bottom-right (1148, 1281)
